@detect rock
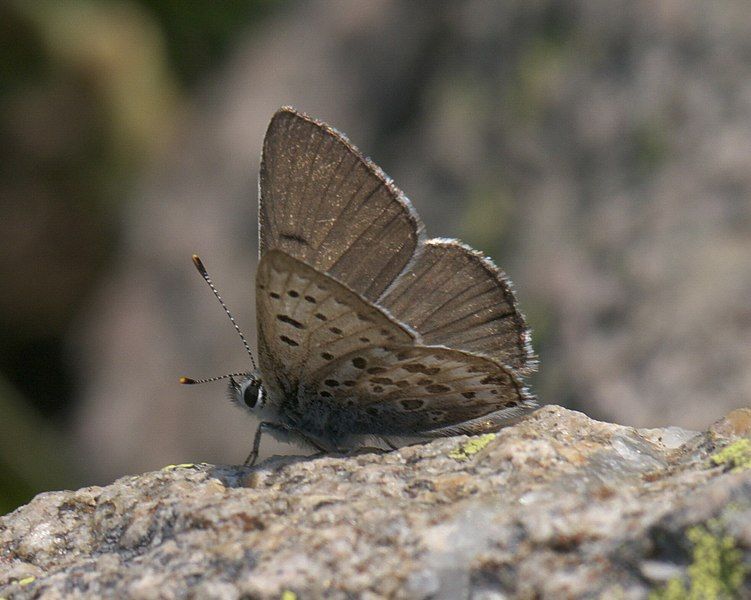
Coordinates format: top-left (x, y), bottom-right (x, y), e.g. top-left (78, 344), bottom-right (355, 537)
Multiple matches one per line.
top-left (1, 405), bottom-right (749, 599)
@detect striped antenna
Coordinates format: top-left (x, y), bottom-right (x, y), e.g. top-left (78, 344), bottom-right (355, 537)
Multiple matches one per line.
top-left (180, 373), bottom-right (250, 385)
top-left (190, 254), bottom-right (257, 371)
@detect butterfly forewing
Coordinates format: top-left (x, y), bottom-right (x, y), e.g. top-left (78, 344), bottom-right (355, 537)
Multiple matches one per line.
top-left (260, 108), bottom-right (424, 301)
top-left (255, 249), bottom-right (415, 401)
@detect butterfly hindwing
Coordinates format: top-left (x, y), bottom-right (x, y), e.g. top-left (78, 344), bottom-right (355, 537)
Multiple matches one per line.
top-left (305, 345), bottom-right (534, 435)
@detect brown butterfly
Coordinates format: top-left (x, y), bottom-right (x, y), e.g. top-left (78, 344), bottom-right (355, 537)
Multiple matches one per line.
top-left (183, 108), bottom-right (536, 465)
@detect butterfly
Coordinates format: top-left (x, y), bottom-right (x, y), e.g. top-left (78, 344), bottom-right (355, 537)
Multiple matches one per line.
top-left (182, 107), bottom-right (537, 465)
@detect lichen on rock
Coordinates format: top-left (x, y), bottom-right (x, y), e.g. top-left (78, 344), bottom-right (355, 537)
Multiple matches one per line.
top-left (649, 520), bottom-right (746, 600)
top-left (448, 433), bottom-right (496, 461)
top-left (711, 439), bottom-right (751, 473)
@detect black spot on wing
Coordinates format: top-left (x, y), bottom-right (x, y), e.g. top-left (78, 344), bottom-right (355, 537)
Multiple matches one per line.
top-left (277, 314), bottom-right (305, 329)
top-left (425, 383), bottom-right (451, 394)
top-left (280, 233), bottom-right (310, 246)
top-left (401, 399), bottom-right (425, 411)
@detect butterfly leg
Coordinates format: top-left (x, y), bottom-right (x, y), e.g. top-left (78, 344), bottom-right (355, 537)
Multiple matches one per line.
top-left (244, 421), bottom-right (283, 466)
top-left (244, 421), bottom-right (329, 466)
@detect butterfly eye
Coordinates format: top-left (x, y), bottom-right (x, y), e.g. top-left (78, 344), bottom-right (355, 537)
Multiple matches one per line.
top-left (243, 381), bottom-right (260, 409)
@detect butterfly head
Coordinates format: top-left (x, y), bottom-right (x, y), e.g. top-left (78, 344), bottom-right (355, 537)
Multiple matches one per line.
top-left (228, 374), bottom-right (266, 413)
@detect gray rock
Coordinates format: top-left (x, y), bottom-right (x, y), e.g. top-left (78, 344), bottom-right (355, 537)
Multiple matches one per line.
top-left (2, 406), bottom-right (750, 599)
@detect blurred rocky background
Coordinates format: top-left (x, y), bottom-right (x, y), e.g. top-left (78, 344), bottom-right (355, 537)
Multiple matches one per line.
top-left (2, 0), bottom-right (751, 512)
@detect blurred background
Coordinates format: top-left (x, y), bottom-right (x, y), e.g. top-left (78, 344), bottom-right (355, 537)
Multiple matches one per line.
top-left (2, 0), bottom-right (751, 513)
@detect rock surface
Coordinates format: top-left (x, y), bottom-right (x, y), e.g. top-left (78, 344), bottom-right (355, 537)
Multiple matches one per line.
top-left (2, 405), bottom-right (750, 599)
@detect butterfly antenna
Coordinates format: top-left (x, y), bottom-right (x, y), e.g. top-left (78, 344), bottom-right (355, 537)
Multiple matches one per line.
top-left (180, 372), bottom-right (250, 385)
top-left (190, 254), bottom-right (258, 371)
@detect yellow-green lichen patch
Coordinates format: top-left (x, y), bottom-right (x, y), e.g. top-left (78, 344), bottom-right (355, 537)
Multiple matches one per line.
top-left (711, 439), bottom-right (751, 473)
top-left (161, 463), bottom-right (198, 471)
top-left (18, 577), bottom-right (35, 586)
top-left (449, 434), bottom-right (496, 461)
top-left (280, 591), bottom-right (297, 600)
top-left (649, 520), bottom-right (746, 600)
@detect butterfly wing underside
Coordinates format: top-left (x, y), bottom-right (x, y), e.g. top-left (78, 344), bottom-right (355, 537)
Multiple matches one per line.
top-left (260, 109), bottom-right (535, 375)
top-left (305, 344), bottom-right (534, 435)
top-left (255, 249), bottom-right (415, 406)
top-left (381, 239), bottom-right (535, 372)
top-left (256, 249), bottom-right (535, 437)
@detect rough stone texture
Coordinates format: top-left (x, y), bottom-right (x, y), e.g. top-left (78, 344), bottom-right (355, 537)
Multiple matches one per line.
top-left (2, 406), bottom-right (750, 599)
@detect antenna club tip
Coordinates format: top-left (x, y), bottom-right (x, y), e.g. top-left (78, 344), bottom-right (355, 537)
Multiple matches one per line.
top-left (179, 376), bottom-right (196, 385)
top-left (191, 255), bottom-right (206, 273)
